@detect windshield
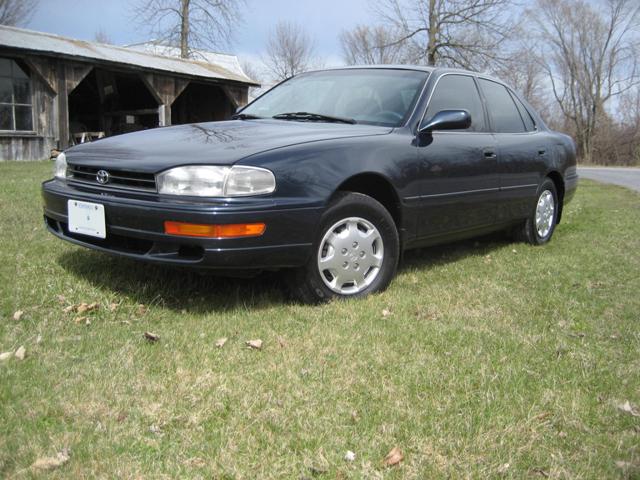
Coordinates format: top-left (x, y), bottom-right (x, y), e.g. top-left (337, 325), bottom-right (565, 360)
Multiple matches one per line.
top-left (241, 69), bottom-right (429, 127)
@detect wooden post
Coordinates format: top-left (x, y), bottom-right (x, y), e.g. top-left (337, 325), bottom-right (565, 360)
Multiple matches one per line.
top-left (158, 104), bottom-right (171, 126)
top-left (57, 64), bottom-right (69, 149)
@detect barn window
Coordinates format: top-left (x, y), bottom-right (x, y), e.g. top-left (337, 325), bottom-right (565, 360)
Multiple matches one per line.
top-left (0, 58), bottom-right (33, 131)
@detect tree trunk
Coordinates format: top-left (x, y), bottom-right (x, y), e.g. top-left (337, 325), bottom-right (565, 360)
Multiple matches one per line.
top-left (427, 0), bottom-right (438, 66)
top-left (180, 0), bottom-right (190, 58)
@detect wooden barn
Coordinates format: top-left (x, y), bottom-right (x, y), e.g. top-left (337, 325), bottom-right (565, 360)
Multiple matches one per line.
top-left (0, 25), bottom-right (258, 161)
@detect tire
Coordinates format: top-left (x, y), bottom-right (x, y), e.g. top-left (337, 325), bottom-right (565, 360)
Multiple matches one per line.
top-left (288, 192), bottom-right (399, 303)
top-left (515, 178), bottom-right (559, 245)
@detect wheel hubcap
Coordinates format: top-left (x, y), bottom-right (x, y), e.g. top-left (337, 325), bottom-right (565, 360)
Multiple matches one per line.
top-left (535, 190), bottom-right (555, 238)
top-left (317, 217), bottom-right (384, 295)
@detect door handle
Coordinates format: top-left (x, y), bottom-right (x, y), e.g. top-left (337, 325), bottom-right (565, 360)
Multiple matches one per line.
top-left (538, 149), bottom-right (546, 156)
top-left (484, 150), bottom-right (497, 159)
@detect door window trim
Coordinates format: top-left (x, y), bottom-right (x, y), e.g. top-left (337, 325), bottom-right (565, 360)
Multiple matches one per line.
top-left (476, 76), bottom-right (538, 135)
top-left (416, 72), bottom-right (491, 135)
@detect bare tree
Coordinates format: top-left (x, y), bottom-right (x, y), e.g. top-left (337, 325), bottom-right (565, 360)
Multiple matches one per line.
top-left (134, 0), bottom-right (245, 58)
top-left (340, 25), bottom-right (405, 65)
top-left (491, 45), bottom-right (552, 117)
top-left (263, 21), bottom-right (315, 82)
top-left (0, 0), bottom-right (38, 26)
top-left (372, 0), bottom-right (517, 69)
top-left (93, 28), bottom-right (113, 44)
top-left (240, 59), bottom-right (264, 97)
top-left (240, 60), bottom-right (262, 84)
top-left (529, 0), bottom-right (640, 163)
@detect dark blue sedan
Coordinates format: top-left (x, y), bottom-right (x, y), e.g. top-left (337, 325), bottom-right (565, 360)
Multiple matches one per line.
top-left (42, 66), bottom-right (578, 302)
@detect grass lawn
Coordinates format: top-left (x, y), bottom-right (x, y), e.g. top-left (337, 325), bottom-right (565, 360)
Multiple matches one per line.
top-left (1, 160), bottom-right (639, 479)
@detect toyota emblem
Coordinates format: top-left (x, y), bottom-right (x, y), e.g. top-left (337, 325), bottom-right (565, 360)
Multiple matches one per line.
top-left (96, 170), bottom-right (110, 185)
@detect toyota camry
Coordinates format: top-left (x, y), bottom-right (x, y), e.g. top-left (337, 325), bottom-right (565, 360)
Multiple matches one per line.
top-left (42, 66), bottom-right (578, 302)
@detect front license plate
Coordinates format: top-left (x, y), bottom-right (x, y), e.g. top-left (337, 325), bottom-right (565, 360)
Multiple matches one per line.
top-left (67, 200), bottom-right (106, 239)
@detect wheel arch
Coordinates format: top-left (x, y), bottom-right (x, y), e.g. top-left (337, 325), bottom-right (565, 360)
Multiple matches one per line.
top-left (332, 172), bottom-right (402, 230)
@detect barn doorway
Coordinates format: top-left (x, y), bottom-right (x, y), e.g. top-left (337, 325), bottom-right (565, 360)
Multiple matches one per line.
top-left (67, 69), bottom-right (160, 144)
top-left (171, 83), bottom-right (235, 125)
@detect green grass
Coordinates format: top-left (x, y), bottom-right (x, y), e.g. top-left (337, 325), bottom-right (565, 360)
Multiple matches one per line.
top-left (1, 161), bottom-right (639, 479)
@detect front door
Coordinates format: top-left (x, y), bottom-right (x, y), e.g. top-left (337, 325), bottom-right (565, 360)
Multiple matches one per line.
top-left (410, 74), bottom-right (500, 239)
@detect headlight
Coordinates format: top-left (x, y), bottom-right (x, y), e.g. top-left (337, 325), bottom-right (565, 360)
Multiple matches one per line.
top-left (156, 165), bottom-right (276, 197)
top-left (54, 152), bottom-right (67, 179)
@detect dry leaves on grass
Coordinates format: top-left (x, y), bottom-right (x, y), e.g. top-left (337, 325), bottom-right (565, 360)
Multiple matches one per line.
top-left (109, 302), bottom-right (119, 312)
top-left (143, 332), bottom-right (160, 342)
top-left (13, 310), bottom-right (23, 321)
top-left (15, 346), bottom-right (26, 360)
top-left (617, 401), bottom-right (640, 417)
top-left (246, 339), bottom-right (263, 350)
top-left (0, 351), bottom-right (13, 361)
top-left (531, 467), bottom-right (550, 477)
top-left (382, 308), bottom-right (392, 318)
top-left (31, 448), bottom-right (70, 471)
top-left (64, 302), bottom-right (99, 314)
top-left (215, 337), bottom-right (228, 348)
top-left (383, 447), bottom-right (403, 467)
top-left (137, 304), bottom-right (148, 315)
top-left (344, 450), bottom-right (356, 462)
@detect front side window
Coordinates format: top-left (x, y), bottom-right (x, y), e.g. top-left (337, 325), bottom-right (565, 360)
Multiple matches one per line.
top-left (242, 69), bottom-right (429, 127)
top-left (478, 79), bottom-right (526, 134)
top-left (424, 74), bottom-right (486, 132)
top-left (0, 58), bottom-right (33, 132)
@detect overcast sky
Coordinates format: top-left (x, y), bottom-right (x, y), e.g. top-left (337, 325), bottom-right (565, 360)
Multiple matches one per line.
top-left (28, 0), bottom-right (377, 67)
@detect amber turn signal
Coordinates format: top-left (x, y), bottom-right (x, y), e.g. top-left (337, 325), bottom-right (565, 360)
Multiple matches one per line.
top-left (164, 221), bottom-right (266, 238)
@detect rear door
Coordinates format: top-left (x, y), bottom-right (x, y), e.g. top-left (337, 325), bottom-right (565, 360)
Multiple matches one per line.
top-left (477, 78), bottom-right (548, 221)
top-left (411, 73), bottom-right (500, 238)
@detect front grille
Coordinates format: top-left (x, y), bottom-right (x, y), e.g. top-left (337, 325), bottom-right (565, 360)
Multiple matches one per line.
top-left (68, 165), bottom-right (157, 192)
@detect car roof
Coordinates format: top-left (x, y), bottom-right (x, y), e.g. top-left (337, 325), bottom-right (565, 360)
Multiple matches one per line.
top-left (318, 64), bottom-right (435, 73)
top-left (305, 65), bottom-right (503, 82)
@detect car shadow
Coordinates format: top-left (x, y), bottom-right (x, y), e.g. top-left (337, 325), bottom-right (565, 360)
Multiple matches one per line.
top-left (57, 232), bottom-right (512, 313)
top-left (399, 231), bottom-right (512, 272)
top-left (57, 250), bottom-right (289, 314)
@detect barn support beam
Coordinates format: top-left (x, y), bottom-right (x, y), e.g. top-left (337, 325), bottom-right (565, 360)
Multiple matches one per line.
top-left (23, 57), bottom-right (57, 94)
top-left (56, 65), bottom-right (69, 149)
top-left (221, 85), bottom-right (249, 109)
top-left (140, 73), bottom-right (189, 126)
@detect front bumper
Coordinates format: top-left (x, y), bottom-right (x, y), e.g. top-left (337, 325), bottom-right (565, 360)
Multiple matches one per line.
top-left (42, 179), bottom-right (322, 270)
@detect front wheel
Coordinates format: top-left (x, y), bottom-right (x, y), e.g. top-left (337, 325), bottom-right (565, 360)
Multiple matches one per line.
top-left (515, 178), bottom-right (559, 245)
top-left (288, 192), bottom-right (399, 303)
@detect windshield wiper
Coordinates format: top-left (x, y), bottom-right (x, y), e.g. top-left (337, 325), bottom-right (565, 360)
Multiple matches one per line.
top-left (272, 112), bottom-right (357, 124)
top-left (231, 113), bottom-right (264, 120)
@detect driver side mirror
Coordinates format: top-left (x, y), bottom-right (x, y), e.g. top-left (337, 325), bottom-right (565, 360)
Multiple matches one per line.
top-left (419, 109), bottom-right (471, 134)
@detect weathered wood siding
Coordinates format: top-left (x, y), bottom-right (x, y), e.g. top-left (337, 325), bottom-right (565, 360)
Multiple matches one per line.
top-left (0, 49), bottom-right (251, 161)
top-left (0, 53), bottom-right (57, 161)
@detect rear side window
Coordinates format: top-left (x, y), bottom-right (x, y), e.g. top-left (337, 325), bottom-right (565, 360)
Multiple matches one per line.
top-left (509, 91), bottom-right (536, 131)
top-left (478, 79), bottom-right (526, 133)
top-left (425, 74), bottom-right (485, 132)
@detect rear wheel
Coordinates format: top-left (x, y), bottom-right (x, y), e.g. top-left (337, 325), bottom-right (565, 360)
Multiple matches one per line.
top-left (289, 192), bottom-right (399, 303)
top-left (515, 178), bottom-right (559, 245)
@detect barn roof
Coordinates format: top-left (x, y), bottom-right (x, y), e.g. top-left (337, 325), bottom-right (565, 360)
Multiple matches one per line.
top-left (0, 25), bottom-right (258, 86)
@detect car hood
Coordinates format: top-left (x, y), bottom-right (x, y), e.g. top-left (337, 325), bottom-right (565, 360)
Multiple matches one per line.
top-left (65, 119), bottom-right (393, 172)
